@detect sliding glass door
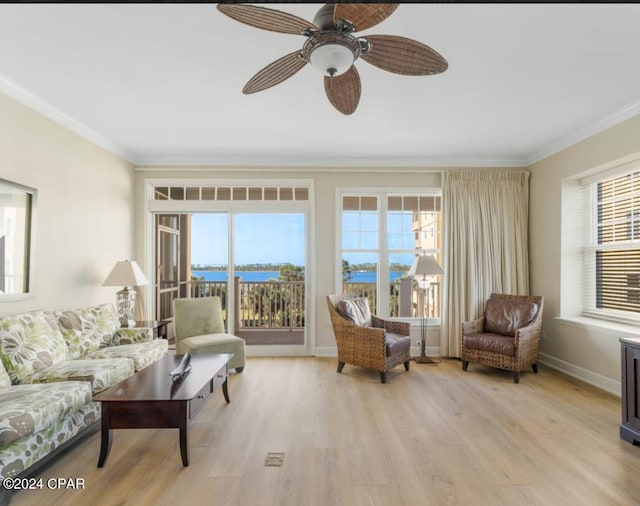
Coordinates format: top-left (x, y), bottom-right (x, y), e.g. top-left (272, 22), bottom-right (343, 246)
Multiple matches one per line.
top-left (233, 213), bottom-right (305, 346)
top-left (149, 181), bottom-right (311, 355)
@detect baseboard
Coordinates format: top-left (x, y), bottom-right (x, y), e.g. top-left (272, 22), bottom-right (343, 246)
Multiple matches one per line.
top-left (313, 346), bottom-right (441, 358)
top-left (538, 352), bottom-right (621, 396)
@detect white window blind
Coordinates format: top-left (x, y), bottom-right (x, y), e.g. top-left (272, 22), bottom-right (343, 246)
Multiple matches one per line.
top-left (583, 169), bottom-right (640, 321)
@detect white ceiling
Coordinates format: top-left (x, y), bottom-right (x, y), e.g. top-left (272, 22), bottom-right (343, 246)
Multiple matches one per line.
top-left (1, 3), bottom-right (640, 168)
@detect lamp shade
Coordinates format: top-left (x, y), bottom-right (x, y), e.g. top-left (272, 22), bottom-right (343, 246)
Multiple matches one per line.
top-left (103, 260), bottom-right (149, 287)
top-left (309, 43), bottom-right (355, 76)
top-left (408, 254), bottom-right (443, 278)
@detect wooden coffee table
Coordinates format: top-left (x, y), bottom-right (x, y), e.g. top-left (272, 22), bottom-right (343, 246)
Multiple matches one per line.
top-left (93, 353), bottom-right (232, 467)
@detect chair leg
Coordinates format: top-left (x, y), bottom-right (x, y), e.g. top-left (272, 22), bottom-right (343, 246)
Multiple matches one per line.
top-left (462, 360), bottom-right (469, 371)
top-left (512, 371), bottom-right (520, 383)
top-left (379, 372), bottom-right (387, 384)
top-left (404, 360), bottom-right (410, 371)
top-left (337, 361), bottom-right (345, 373)
top-left (532, 363), bottom-right (538, 374)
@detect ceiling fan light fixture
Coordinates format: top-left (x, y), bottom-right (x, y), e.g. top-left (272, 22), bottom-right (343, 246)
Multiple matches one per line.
top-left (309, 43), bottom-right (354, 77)
top-left (302, 32), bottom-right (362, 77)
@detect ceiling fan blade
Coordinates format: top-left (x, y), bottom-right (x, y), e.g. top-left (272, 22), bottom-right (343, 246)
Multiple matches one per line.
top-left (324, 66), bottom-right (361, 115)
top-left (243, 51), bottom-right (307, 94)
top-left (362, 35), bottom-right (448, 75)
top-left (333, 4), bottom-right (398, 32)
top-left (217, 4), bottom-right (316, 35)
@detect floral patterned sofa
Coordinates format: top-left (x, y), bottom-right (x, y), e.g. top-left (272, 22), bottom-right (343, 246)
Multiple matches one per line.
top-left (0, 303), bottom-right (168, 481)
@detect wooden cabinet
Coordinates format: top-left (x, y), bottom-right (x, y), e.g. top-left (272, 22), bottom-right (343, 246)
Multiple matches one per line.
top-left (620, 337), bottom-right (640, 445)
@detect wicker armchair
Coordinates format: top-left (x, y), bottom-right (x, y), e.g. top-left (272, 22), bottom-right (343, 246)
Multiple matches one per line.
top-left (461, 293), bottom-right (544, 383)
top-left (326, 295), bottom-right (411, 384)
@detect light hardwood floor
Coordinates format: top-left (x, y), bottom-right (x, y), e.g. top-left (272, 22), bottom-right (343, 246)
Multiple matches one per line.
top-left (9, 357), bottom-right (640, 506)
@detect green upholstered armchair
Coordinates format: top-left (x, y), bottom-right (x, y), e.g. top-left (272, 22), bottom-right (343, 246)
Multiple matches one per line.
top-left (173, 297), bottom-right (246, 373)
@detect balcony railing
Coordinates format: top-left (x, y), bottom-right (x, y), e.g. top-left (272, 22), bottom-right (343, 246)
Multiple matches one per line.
top-left (343, 280), bottom-right (441, 318)
top-left (187, 278), bottom-right (440, 335)
top-left (189, 278), bottom-right (305, 331)
top-left (241, 280), bottom-right (304, 330)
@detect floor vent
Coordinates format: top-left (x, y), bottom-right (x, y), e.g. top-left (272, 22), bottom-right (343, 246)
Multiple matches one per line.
top-left (264, 452), bottom-right (285, 467)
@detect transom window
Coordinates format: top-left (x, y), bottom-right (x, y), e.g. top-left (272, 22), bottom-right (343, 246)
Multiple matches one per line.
top-left (154, 185), bottom-right (308, 201)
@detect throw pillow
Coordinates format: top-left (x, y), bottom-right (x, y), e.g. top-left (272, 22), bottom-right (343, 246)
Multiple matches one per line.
top-left (336, 297), bottom-right (372, 327)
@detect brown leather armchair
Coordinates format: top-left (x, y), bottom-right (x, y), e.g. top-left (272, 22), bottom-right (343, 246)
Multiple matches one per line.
top-left (327, 295), bottom-right (411, 384)
top-left (461, 293), bottom-right (544, 383)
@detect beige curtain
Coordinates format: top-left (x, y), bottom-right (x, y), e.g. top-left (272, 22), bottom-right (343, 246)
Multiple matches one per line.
top-left (440, 170), bottom-right (530, 357)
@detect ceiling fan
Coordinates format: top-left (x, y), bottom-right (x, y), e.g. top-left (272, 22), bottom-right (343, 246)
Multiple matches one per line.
top-left (217, 3), bottom-right (448, 115)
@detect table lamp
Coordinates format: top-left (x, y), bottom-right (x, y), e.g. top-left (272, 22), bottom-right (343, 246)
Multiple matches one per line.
top-left (103, 260), bottom-right (149, 326)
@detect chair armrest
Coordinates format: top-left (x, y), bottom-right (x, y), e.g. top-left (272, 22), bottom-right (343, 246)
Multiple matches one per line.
top-left (514, 319), bottom-right (542, 345)
top-left (371, 315), bottom-right (410, 336)
top-left (514, 320), bottom-right (543, 362)
top-left (113, 327), bottom-right (153, 345)
top-left (461, 317), bottom-right (484, 336)
top-left (334, 319), bottom-right (386, 349)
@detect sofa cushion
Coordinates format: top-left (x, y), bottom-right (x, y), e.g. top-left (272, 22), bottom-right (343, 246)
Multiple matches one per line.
top-left (89, 304), bottom-right (121, 346)
top-left (462, 333), bottom-right (516, 356)
top-left (385, 332), bottom-right (411, 357)
top-left (112, 327), bottom-right (153, 345)
top-left (336, 297), bottom-right (372, 327)
top-left (55, 304), bottom-right (121, 359)
top-left (484, 298), bottom-right (538, 337)
top-left (27, 358), bottom-right (134, 395)
top-left (56, 309), bottom-right (102, 360)
top-left (84, 340), bottom-right (168, 371)
top-left (0, 382), bottom-right (92, 448)
top-left (0, 311), bottom-right (69, 384)
top-left (0, 402), bottom-right (100, 479)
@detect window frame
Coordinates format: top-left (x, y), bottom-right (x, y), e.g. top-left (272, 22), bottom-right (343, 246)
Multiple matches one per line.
top-left (582, 167), bottom-right (640, 325)
top-left (336, 187), bottom-right (442, 322)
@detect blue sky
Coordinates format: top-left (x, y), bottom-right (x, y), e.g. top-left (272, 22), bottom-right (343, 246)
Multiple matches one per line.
top-left (191, 213), bottom-right (305, 266)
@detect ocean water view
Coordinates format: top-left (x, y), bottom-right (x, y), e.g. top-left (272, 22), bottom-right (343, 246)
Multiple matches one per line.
top-left (192, 270), bottom-right (405, 282)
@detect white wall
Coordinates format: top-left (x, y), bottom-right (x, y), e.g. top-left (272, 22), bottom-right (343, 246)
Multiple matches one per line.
top-left (0, 92), bottom-right (136, 315)
top-left (530, 114), bottom-right (640, 394)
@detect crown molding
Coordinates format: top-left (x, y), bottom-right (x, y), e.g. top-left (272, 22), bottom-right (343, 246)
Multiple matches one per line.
top-left (0, 73), bottom-right (137, 164)
top-left (133, 154), bottom-right (526, 169)
top-left (524, 100), bottom-right (640, 166)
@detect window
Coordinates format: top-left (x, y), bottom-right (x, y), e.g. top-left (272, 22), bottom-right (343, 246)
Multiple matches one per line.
top-left (154, 185), bottom-right (308, 201)
top-left (341, 195), bottom-right (379, 310)
top-left (339, 190), bottom-right (442, 319)
top-left (583, 169), bottom-right (640, 321)
top-left (0, 178), bottom-right (36, 300)
top-left (388, 195), bottom-right (442, 319)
